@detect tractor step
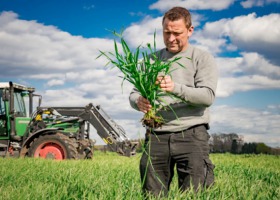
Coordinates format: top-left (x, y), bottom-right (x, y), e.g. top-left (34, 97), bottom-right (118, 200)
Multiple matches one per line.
top-left (0, 143), bottom-right (8, 147)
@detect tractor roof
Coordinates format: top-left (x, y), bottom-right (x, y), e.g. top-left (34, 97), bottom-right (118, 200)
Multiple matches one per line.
top-left (0, 82), bottom-right (35, 92)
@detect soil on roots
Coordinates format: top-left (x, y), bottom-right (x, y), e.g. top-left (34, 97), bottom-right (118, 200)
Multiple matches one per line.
top-left (141, 115), bottom-right (163, 129)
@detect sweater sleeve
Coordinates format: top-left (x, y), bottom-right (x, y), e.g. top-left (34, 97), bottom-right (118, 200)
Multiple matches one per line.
top-left (129, 87), bottom-right (141, 111)
top-left (172, 51), bottom-right (218, 106)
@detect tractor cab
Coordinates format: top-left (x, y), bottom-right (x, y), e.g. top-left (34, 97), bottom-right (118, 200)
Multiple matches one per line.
top-left (0, 82), bottom-right (37, 141)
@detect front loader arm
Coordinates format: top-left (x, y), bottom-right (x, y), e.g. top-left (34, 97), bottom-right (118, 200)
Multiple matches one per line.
top-left (50, 103), bottom-right (137, 156)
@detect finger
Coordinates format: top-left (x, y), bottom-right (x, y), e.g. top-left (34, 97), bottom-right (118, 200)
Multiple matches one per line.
top-left (156, 76), bottom-right (165, 84)
top-left (164, 76), bottom-right (171, 83)
top-left (137, 96), bottom-right (151, 113)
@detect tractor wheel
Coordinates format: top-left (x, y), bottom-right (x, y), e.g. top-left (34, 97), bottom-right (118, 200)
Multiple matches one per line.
top-left (28, 133), bottom-right (78, 160)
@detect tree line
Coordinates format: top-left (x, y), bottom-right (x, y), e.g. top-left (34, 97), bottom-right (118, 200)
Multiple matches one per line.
top-left (210, 133), bottom-right (280, 155)
top-left (95, 133), bottom-right (280, 155)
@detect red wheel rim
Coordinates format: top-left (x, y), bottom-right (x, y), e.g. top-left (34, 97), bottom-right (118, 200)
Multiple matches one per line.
top-left (34, 142), bottom-right (65, 160)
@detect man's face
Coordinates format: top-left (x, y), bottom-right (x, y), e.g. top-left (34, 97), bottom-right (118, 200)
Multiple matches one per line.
top-left (163, 18), bottom-right (193, 53)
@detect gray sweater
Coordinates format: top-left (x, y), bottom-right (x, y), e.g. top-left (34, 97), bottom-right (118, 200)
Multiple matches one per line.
top-left (129, 45), bottom-right (218, 132)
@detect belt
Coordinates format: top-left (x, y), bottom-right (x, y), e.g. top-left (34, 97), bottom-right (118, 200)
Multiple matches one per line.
top-left (150, 123), bottom-right (209, 135)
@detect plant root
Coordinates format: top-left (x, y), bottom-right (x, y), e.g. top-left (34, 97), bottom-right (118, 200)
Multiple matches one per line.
top-left (141, 114), bottom-right (164, 129)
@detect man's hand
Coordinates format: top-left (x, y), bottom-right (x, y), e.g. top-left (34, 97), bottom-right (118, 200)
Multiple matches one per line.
top-left (137, 96), bottom-right (152, 113)
top-left (156, 75), bottom-right (174, 92)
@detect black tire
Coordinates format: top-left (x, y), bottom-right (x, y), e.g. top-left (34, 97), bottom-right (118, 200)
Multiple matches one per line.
top-left (28, 133), bottom-right (78, 160)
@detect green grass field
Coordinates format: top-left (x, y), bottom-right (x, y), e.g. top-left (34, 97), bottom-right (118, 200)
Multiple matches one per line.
top-left (0, 153), bottom-right (279, 200)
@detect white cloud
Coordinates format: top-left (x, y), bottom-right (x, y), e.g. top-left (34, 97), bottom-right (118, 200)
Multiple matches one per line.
top-left (217, 75), bottom-right (280, 97)
top-left (210, 105), bottom-right (280, 147)
top-left (83, 4), bottom-right (95, 10)
top-left (241, 0), bottom-right (280, 8)
top-left (215, 52), bottom-right (280, 97)
top-left (46, 79), bottom-right (65, 87)
top-left (200, 13), bottom-right (280, 64)
top-left (149, 0), bottom-right (235, 11)
top-left (240, 52), bottom-right (280, 78)
top-left (41, 88), bottom-right (88, 107)
top-left (0, 11), bottom-right (114, 77)
top-left (267, 104), bottom-right (280, 110)
top-left (123, 16), bottom-right (164, 49)
top-left (28, 73), bottom-right (64, 80)
top-left (190, 35), bottom-right (228, 54)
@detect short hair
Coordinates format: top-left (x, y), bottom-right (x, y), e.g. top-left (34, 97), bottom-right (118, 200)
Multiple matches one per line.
top-left (162, 7), bottom-right (192, 28)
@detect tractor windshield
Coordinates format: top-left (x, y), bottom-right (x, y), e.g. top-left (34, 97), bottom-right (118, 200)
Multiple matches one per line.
top-left (14, 90), bottom-right (27, 117)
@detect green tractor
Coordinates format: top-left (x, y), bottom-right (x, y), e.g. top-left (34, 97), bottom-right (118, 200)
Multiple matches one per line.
top-left (0, 82), bottom-right (137, 160)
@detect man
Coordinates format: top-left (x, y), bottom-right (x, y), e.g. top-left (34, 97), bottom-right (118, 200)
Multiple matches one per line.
top-left (129, 7), bottom-right (218, 196)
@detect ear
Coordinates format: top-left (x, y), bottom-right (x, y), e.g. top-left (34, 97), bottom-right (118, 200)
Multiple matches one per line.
top-left (188, 26), bottom-right (194, 37)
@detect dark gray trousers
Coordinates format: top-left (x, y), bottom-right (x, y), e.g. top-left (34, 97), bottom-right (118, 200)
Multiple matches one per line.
top-left (140, 124), bottom-right (215, 197)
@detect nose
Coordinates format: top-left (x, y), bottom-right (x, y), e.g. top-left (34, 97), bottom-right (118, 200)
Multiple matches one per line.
top-left (168, 34), bottom-right (176, 42)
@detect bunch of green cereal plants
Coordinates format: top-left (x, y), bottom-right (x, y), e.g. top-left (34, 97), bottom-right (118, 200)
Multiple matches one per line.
top-left (97, 31), bottom-right (182, 129)
top-left (0, 153), bottom-right (279, 200)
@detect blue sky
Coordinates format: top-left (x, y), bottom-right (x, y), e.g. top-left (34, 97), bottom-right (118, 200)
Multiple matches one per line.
top-left (0, 0), bottom-right (279, 147)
